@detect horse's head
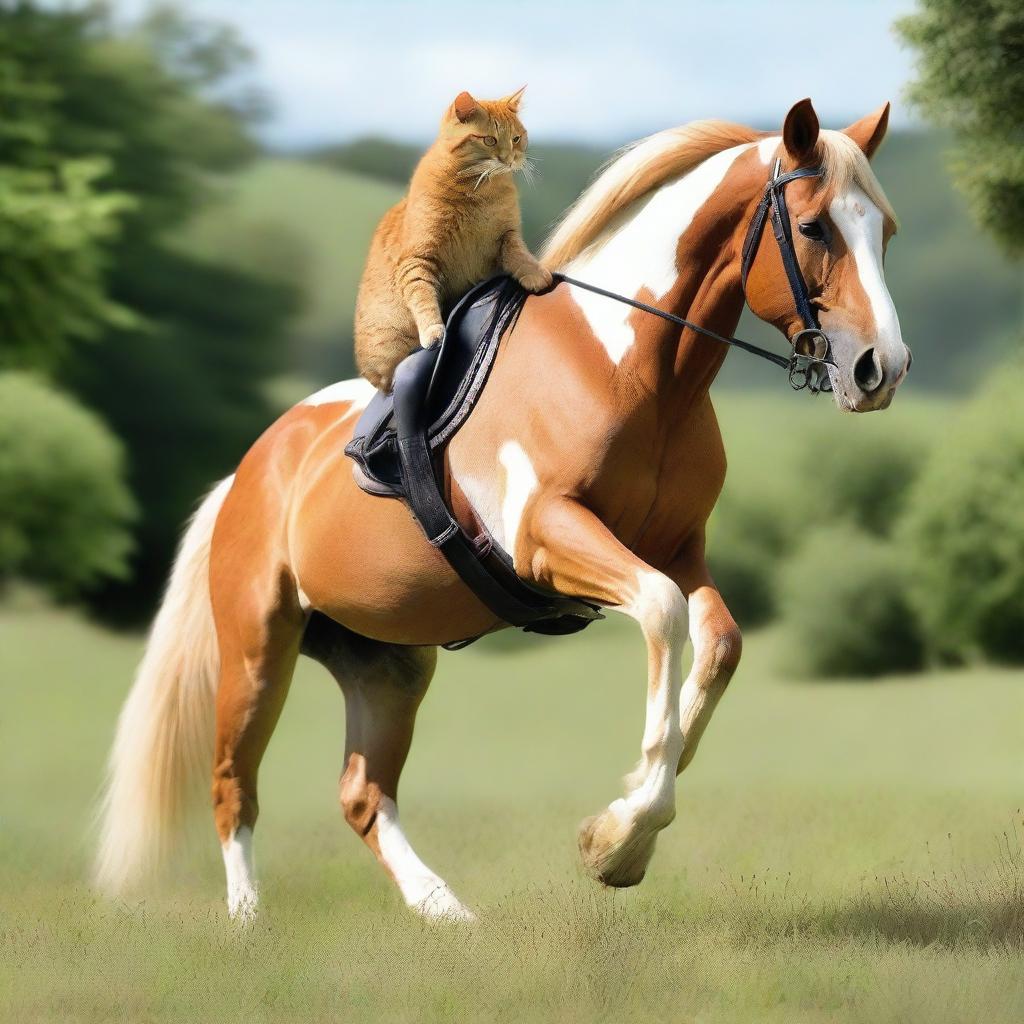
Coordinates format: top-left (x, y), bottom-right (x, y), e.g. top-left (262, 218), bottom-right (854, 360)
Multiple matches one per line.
top-left (742, 99), bottom-right (910, 412)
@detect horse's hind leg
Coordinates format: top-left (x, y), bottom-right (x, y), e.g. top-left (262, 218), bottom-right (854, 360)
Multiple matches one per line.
top-left (301, 616), bottom-right (474, 921)
top-left (211, 601), bottom-right (303, 921)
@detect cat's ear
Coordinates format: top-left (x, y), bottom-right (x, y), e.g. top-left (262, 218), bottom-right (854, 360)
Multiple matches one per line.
top-left (503, 85), bottom-right (526, 112)
top-left (452, 91), bottom-right (479, 124)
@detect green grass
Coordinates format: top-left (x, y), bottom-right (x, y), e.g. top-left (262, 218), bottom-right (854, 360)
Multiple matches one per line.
top-left (1, 596), bottom-right (1021, 1023)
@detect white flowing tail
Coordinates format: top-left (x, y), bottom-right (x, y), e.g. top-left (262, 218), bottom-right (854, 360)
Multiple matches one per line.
top-left (95, 476), bottom-right (233, 894)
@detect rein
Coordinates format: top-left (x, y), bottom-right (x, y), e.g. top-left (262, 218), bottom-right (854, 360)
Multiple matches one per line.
top-left (556, 158), bottom-right (836, 393)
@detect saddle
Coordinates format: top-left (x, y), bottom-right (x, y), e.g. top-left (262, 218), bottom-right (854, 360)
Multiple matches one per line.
top-left (345, 276), bottom-right (602, 647)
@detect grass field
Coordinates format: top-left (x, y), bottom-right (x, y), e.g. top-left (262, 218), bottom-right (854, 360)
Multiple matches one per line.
top-left (2, 590), bottom-right (1021, 1023)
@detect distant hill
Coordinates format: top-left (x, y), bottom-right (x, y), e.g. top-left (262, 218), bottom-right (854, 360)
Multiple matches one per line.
top-left (183, 133), bottom-right (1021, 393)
top-left (182, 159), bottom-right (402, 382)
top-left (306, 137), bottom-right (608, 247)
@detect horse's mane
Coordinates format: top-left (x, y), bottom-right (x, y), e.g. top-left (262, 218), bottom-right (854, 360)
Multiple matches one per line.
top-left (542, 120), bottom-right (897, 269)
top-left (541, 120), bottom-right (761, 269)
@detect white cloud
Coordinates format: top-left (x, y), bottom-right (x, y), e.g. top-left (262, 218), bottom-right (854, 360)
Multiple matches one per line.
top-left (113, 0), bottom-right (919, 146)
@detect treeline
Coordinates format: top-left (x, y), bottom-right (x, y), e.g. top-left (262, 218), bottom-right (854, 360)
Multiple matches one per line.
top-left (0, 2), bottom-right (300, 619)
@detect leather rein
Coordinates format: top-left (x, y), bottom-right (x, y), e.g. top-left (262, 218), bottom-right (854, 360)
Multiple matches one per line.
top-left (556, 158), bottom-right (835, 393)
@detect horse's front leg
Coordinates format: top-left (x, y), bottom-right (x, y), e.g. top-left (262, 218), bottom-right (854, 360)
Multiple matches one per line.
top-left (523, 499), bottom-right (689, 887)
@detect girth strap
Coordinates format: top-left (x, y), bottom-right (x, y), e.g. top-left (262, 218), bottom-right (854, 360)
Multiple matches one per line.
top-left (392, 348), bottom-right (602, 634)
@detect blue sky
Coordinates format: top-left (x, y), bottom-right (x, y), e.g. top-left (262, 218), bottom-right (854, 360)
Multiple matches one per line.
top-left (115, 0), bottom-right (919, 146)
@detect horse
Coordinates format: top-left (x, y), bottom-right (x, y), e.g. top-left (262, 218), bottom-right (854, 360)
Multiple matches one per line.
top-left (96, 99), bottom-right (909, 922)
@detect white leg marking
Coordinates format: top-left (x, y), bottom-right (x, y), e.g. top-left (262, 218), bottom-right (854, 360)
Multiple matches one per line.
top-left (376, 797), bottom-right (475, 922)
top-left (581, 570), bottom-right (687, 884)
top-left (498, 441), bottom-right (538, 556)
top-left (222, 826), bottom-right (258, 922)
top-left (302, 377), bottom-right (376, 408)
top-left (616, 571), bottom-right (687, 826)
top-left (564, 141), bottom-right (756, 364)
top-left (829, 184), bottom-right (905, 364)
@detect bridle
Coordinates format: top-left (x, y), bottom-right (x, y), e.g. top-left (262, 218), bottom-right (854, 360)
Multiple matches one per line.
top-left (740, 157), bottom-right (833, 392)
top-left (556, 157), bottom-right (836, 393)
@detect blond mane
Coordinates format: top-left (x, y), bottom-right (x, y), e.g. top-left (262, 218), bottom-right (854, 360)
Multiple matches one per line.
top-left (542, 120), bottom-right (897, 269)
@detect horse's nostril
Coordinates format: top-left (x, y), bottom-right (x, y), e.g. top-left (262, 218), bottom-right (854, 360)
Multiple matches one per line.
top-left (853, 347), bottom-right (883, 393)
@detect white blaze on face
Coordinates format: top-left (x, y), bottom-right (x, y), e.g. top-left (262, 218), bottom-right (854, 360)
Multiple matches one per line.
top-left (565, 141), bottom-right (757, 365)
top-left (828, 184), bottom-right (904, 364)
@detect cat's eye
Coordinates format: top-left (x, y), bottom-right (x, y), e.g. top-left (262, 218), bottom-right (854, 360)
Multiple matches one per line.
top-left (483, 136), bottom-right (497, 147)
top-left (513, 135), bottom-right (521, 144)
top-left (798, 220), bottom-right (828, 242)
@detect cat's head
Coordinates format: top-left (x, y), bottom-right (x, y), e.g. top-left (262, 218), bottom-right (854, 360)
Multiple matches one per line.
top-left (442, 88), bottom-right (529, 180)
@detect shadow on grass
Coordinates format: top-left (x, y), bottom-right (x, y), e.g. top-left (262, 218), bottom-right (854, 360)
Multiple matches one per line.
top-left (823, 884), bottom-right (1023, 950)
top-left (707, 823), bottom-right (1024, 952)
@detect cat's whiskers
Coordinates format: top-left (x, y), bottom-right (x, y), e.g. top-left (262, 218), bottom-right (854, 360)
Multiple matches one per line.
top-left (518, 157), bottom-right (539, 186)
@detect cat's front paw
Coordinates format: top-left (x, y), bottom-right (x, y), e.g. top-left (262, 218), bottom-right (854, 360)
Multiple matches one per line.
top-left (419, 324), bottom-right (445, 349)
top-left (517, 265), bottom-right (554, 294)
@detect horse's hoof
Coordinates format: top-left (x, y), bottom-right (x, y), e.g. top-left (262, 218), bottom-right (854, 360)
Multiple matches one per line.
top-left (577, 811), bottom-right (651, 889)
top-left (412, 884), bottom-right (477, 924)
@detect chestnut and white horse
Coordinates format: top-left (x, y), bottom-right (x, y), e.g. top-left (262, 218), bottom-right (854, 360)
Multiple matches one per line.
top-left (97, 100), bottom-right (909, 921)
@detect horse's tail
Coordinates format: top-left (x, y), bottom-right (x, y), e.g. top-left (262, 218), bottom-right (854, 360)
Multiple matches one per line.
top-left (95, 476), bottom-right (233, 895)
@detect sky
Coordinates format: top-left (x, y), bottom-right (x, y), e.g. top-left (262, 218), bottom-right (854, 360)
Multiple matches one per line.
top-left (113, 0), bottom-right (920, 147)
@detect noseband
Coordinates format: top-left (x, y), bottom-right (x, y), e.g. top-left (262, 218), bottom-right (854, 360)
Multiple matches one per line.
top-left (556, 156), bottom-right (835, 393)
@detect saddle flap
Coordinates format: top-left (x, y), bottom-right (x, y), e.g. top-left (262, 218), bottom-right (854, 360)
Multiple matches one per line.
top-left (346, 275), bottom-right (527, 490)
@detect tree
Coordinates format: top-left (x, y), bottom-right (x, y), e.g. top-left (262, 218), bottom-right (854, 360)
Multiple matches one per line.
top-left (899, 363), bottom-right (1024, 664)
top-left (0, 2), bottom-right (301, 618)
top-left (0, 373), bottom-right (135, 596)
top-left (896, 0), bottom-right (1024, 256)
top-left (0, 4), bottom-right (135, 370)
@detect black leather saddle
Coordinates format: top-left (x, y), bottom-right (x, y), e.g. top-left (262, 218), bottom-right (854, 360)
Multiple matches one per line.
top-left (345, 275), bottom-right (602, 648)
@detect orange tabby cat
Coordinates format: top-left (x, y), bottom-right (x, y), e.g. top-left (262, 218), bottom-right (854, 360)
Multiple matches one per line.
top-left (354, 87), bottom-right (551, 391)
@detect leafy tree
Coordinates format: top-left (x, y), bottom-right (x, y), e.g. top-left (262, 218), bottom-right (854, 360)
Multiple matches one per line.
top-left (896, 0), bottom-right (1024, 255)
top-left (0, 2), bottom-right (300, 617)
top-left (0, 373), bottom-right (135, 595)
top-left (899, 362), bottom-right (1024, 664)
top-left (0, 3), bottom-right (135, 370)
top-left (777, 524), bottom-right (924, 679)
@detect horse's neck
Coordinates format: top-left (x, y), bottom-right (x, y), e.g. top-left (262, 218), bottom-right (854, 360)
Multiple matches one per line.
top-left (563, 144), bottom-right (753, 410)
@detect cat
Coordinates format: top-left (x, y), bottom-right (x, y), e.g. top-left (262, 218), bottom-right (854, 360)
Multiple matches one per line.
top-left (354, 87), bottom-right (552, 391)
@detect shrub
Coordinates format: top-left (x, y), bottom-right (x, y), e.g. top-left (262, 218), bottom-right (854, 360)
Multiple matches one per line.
top-left (898, 361), bottom-right (1024, 664)
top-left (776, 524), bottom-right (924, 679)
top-left (796, 428), bottom-right (922, 537)
top-left (707, 496), bottom-right (790, 628)
top-left (0, 373), bottom-right (135, 597)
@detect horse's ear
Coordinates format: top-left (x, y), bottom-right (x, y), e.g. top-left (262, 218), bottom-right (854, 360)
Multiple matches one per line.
top-left (843, 102), bottom-right (890, 159)
top-left (783, 98), bottom-right (820, 163)
top-left (452, 91), bottom-right (479, 123)
top-left (503, 85), bottom-right (526, 112)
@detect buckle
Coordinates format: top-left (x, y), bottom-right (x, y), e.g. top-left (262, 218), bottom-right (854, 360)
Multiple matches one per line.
top-left (789, 328), bottom-right (834, 394)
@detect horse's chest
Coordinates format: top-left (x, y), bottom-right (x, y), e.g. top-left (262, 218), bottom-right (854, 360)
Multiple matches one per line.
top-left (587, 413), bottom-right (727, 556)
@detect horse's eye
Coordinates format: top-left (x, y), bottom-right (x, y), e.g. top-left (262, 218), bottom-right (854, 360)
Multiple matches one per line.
top-left (799, 220), bottom-right (827, 242)
top-left (483, 136), bottom-right (497, 147)
top-left (513, 135), bottom-right (521, 144)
